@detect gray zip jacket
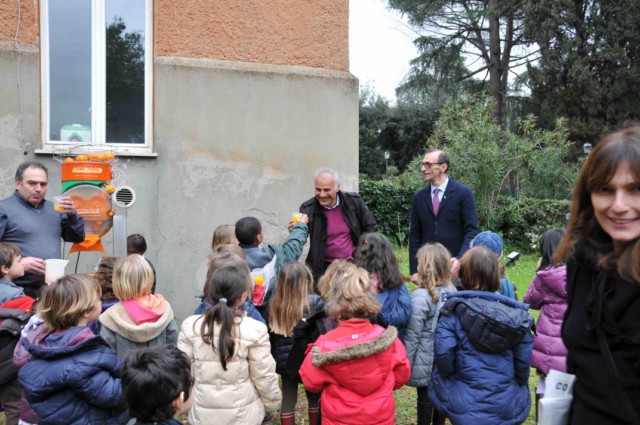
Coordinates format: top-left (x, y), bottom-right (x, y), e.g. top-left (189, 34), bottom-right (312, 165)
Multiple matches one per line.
top-left (405, 283), bottom-right (456, 387)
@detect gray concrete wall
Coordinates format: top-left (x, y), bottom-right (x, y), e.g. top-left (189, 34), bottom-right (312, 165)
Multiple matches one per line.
top-left (0, 45), bottom-right (359, 321)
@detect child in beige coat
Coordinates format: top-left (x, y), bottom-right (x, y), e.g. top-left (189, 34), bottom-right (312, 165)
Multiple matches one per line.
top-left (178, 263), bottom-right (281, 424)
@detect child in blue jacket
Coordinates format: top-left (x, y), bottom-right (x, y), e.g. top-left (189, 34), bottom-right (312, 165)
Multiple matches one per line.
top-left (353, 232), bottom-right (412, 340)
top-left (430, 246), bottom-right (533, 425)
top-left (18, 275), bottom-right (128, 425)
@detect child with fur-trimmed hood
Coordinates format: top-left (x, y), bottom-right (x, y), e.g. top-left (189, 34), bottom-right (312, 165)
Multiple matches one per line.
top-left (300, 266), bottom-right (410, 425)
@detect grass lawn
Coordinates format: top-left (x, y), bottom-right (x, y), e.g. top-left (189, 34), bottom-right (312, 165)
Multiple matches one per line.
top-left (261, 245), bottom-right (541, 425)
top-left (1, 247), bottom-right (542, 425)
top-left (389, 245), bottom-right (540, 425)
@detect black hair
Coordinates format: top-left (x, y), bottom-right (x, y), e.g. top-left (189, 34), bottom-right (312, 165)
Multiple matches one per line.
top-left (199, 265), bottom-right (250, 370)
top-left (127, 234), bottom-right (147, 255)
top-left (122, 345), bottom-right (192, 422)
top-left (15, 162), bottom-right (48, 181)
top-left (538, 228), bottom-right (565, 270)
top-left (234, 217), bottom-right (262, 245)
top-left (352, 232), bottom-right (404, 290)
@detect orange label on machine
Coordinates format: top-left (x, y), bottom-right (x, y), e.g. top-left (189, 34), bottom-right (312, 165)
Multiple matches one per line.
top-left (71, 195), bottom-right (111, 221)
top-left (62, 161), bottom-right (112, 181)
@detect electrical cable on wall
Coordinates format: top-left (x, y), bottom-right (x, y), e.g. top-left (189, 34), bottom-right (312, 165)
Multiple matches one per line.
top-left (15, 0), bottom-right (31, 155)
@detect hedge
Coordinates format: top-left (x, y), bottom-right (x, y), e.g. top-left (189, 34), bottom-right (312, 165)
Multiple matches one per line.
top-left (359, 179), bottom-right (415, 247)
top-left (496, 195), bottom-right (570, 252)
top-left (360, 179), bottom-right (570, 252)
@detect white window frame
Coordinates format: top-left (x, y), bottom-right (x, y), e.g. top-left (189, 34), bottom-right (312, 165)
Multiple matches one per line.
top-left (39, 0), bottom-right (154, 155)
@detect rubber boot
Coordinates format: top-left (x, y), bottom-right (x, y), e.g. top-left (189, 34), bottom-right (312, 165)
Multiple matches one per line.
top-left (280, 412), bottom-right (295, 425)
top-left (308, 406), bottom-right (320, 425)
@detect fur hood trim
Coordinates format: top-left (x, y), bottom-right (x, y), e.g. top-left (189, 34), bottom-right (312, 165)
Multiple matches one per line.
top-left (311, 326), bottom-right (397, 367)
top-left (99, 301), bottom-right (174, 342)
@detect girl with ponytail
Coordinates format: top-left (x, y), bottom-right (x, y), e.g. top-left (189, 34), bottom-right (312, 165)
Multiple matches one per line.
top-left (178, 265), bottom-right (281, 425)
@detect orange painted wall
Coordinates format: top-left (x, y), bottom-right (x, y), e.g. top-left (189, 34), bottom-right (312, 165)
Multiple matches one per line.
top-left (156, 0), bottom-right (349, 71)
top-left (0, 1), bottom-right (349, 72)
top-left (0, 1), bottom-right (39, 45)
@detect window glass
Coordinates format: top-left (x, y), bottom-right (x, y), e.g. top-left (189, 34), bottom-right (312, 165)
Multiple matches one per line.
top-left (105, 0), bottom-right (146, 144)
top-left (49, 0), bottom-right (91, 142)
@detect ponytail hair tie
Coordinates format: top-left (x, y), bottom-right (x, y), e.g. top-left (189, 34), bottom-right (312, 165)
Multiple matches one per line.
top-left (219, 298), bottom-right (228, 305)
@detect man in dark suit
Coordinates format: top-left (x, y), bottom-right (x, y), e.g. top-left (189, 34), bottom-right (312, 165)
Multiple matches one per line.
top-left (409, 150), bottom-right (478, 283)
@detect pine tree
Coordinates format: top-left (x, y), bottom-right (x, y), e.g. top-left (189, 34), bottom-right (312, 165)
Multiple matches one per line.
top-left (388, 0), bottom-right (537, 129)
top-left (525, 0), bottom-right (640, 144)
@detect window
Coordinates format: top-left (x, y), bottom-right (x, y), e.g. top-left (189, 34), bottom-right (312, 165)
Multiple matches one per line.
top-left (40, 0), bottom-right (153, 153)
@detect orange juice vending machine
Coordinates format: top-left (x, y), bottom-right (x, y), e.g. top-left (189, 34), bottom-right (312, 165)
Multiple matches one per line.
top-left (54, 146), bottom-right (126, 255)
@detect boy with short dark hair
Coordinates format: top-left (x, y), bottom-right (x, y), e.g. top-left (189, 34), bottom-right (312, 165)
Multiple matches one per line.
top-left (234, 215), bottom-right (309, 305)
top-left (126, 233), bottom-right (157, 294)
top-left (235, 217), bottom-right (273, 270)
top-left (0, 242), bottom-right (26, 304)
top-left (0, 242), bottom-right (33, 425)
top-left (122, 345), bottom-right (193, 425)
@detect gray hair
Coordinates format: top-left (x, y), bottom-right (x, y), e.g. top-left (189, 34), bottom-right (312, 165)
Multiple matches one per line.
top-left (315, 167), bottom-right (341, 187)
top-left (15, 162), bottom-right (48, 182)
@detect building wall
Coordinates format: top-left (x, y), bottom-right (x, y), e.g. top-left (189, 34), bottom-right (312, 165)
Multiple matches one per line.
top-left (0, 0), bottom-right (349, 70)
top-left (157, 0), bottom-right (349, 71)
top-left (0, 2), bottom-right (358, 321)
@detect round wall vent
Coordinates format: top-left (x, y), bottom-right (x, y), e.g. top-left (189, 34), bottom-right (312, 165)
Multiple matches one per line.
top-left (113, 186), bottom-right (136, 208)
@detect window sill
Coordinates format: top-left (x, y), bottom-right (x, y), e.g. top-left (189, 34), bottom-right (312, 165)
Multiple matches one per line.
top-left (35, 148), bottom-right (158, 158)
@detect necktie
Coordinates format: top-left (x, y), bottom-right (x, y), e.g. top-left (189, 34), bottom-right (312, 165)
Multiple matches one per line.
top-left (433, 188), bottom-right (440, 216)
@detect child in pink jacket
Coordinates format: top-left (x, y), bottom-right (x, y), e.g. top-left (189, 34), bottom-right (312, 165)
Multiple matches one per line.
top-left (524, 228), bottom-right (568, 413)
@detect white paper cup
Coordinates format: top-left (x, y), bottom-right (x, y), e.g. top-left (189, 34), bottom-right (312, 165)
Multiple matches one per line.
top-left (45, 259), bottom-right (68, 283)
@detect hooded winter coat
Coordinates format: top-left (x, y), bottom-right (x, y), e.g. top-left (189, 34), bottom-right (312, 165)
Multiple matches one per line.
top-left (300, 319), bottom-right (411, 425)
top-left (376, 284), bottom-right (412, 341)
top-left (99, 294), bottom-right (179, 361)
top-left (12, 313), bottom-right (46, 424)
top-left (524, 265), bottom-right (568, 374)
top-left (177, 313), bottom-right (281, 425)
top-left (405, 283), bottom-right (456, 387)
top-left (429, 291), bottom-right (534, 425)
top-left (17, 326), bottom-right (128, 425)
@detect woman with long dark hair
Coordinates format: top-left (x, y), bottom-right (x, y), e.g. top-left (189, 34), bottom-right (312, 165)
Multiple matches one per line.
top-left (557, 126), bottom-right (640, 424)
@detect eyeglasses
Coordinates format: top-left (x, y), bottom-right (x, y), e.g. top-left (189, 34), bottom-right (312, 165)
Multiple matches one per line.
top-left (420, 162), bottom-right (443, 169)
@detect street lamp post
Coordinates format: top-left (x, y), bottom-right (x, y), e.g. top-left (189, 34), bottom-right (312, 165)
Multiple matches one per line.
top-left (384, 150), bottom-right (390, 175)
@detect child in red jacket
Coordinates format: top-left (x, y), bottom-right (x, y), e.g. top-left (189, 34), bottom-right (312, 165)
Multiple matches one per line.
top-left (300, 265), bottom-right (410, 425)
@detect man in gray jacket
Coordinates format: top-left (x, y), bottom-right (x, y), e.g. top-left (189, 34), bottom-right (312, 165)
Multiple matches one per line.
top-left (0, 162), bottom-right (84, 298)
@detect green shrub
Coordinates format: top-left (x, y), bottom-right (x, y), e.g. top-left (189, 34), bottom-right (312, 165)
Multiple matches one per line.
top-left (361, 178), bottom-right (569, 254)
top-left (359, 179), bottom-right (415, 246)
top-left (496, 196), bottom-right (570, 252)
